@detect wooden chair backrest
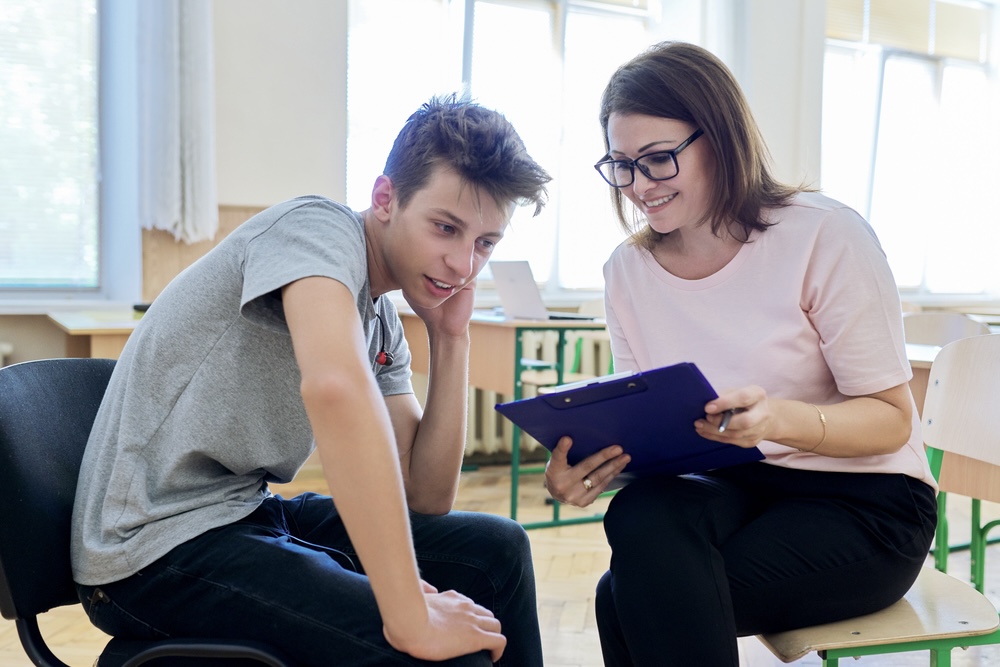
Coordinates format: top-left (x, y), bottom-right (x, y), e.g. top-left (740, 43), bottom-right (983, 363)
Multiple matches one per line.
top-left (922, 334), bottom-right (1000, 503)
top-left (903, 311), bottom-right (990, 346)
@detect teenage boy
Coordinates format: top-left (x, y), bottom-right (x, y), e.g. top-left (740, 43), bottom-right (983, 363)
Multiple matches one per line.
top-left (71, 95), bottom-right (552, 666)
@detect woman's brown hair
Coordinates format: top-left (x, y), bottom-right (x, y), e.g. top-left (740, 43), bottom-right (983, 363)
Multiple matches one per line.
top-left (599, 42), bottom-right (804, 248)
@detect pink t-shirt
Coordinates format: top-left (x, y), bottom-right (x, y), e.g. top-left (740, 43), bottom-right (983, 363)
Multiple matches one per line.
top-left (603, 191), bottom-right (934, 488)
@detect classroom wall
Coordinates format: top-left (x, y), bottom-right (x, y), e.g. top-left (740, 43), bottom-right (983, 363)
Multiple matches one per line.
top-left (142, 0), bottom-right (825, 298)
top-left (0, 0), bottom-right (827, 364)
top-left (213, 0), bottom-right (348, 206)
top-left (147, 0), bottom-right (828, 299)
top-left (208, 0), bottom-right (823, 210)
top-left (142, 0), bottom-right (348, 300)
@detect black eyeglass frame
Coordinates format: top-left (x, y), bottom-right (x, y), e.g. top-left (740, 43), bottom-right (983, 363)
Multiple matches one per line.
top-left (594, 128), bottom-right (704, 188)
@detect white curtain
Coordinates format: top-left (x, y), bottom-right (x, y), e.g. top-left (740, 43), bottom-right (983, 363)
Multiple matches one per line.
top-left (138, 0), bottom-right (218, 244)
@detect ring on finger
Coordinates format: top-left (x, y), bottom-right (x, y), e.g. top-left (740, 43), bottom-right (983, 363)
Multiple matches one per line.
top-left (582, 477), bottom-right (594, 491)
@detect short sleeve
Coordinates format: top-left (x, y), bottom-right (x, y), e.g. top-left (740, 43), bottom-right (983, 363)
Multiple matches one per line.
top-left (239, 198), bottom-right (367, 331)
top-left (801, 208), bottom-right (910, 396)
top-left (373, 298), bottom-right (414, 396)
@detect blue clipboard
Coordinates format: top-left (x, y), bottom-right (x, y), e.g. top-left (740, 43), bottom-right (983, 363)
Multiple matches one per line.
top-left (495, 362), bottom-right (764, 477)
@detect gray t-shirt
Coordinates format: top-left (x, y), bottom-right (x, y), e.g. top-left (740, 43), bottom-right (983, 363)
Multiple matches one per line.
top-left (71, 195), bottom-right (413, 585)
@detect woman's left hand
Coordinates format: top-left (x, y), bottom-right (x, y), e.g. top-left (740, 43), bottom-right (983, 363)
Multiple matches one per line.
top-left (544, 437), bottom-right (631, 507)
top-left (694, 385), bottom-right (772, 448)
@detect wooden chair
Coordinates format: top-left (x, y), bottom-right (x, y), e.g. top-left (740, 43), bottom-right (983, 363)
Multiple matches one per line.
top-left (758, 567), bottom-right (1000, 665)
top-left (901, 313), bottom-right (993, 573)
top-left (903, 311), bottom-right (990, 346)
top-left (904, 311), bottom-right (989, 415)
top-left (923, 334), bottom-right (1000, 592)
top-left (757, 335), bottom-right (1000, 665)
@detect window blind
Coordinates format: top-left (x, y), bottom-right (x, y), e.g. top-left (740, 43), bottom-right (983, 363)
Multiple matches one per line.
top-left (826, 0), bottom-right (991, 63)
top-left (0, 0), bottom-right (99, 289)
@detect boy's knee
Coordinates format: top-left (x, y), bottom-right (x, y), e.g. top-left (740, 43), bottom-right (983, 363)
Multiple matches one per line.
top-left (469, 512), bottom-right (530, 551)
top-left (488, 515), bottom-right (533, 565)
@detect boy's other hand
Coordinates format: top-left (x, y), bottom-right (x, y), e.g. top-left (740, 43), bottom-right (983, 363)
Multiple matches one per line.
top-left (383, 588), bottom-right (506, 662)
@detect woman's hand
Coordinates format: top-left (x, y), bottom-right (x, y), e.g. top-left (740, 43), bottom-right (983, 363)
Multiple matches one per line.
top-left (543, 437), bottom-right (631, 507)
top-left (694, 385), bottom-right (772, 448)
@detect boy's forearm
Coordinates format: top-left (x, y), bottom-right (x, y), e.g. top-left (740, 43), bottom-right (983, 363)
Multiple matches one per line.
top-left (406, 331), bottom-right (471, 512)
top-left (307, 382), bottom-right (429, 636)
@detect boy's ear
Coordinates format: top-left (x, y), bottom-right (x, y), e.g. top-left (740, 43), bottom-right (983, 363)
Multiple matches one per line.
top-left (370, 175), bottom-right (394, 222)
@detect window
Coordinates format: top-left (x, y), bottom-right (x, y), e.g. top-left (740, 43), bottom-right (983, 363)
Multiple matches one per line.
top-left (346, 0), bottom-right (653, 290)
top-left (0, 0), bottom-right (99, 290)
top-left (822, 0), bottom-right (999, 296)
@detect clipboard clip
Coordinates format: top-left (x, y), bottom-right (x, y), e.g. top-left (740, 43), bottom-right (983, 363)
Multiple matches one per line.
top-left (540, 377), bottom-right (649, 409)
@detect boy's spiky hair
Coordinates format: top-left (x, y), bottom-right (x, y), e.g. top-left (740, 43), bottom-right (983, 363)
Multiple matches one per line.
top-left (383, 94), bottom-right (551, 216)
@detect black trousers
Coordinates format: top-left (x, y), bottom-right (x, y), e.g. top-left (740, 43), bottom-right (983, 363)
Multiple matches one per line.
top-left (595, 462), bottom-right (937, 667)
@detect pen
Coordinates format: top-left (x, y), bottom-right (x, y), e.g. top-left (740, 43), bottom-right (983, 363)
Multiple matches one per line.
top-left (718, 408), bottom-right (745, 433)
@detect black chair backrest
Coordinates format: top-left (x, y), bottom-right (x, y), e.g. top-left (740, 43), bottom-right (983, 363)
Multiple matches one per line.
top-left (0, 358), bottom-right (115, 621)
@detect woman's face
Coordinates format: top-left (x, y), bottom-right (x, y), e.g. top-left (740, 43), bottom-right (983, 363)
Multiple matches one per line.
top-left (605, 112), bottom-right (714, 236)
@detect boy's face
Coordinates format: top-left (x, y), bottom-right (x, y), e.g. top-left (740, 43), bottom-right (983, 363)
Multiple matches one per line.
top-left (375, 166), bottom-right (512, 309)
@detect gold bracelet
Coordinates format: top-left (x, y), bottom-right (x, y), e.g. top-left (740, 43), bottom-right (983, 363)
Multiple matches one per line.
top-left (801, 404), bottom-right (827, 453)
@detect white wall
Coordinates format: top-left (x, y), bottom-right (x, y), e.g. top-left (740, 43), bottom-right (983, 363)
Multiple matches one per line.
top-left (731, 0), bottom-right (825, 188)
top-left (210, 0), bottom-right (825, 207)
top-left (213, 0), bottom-right (348, 207)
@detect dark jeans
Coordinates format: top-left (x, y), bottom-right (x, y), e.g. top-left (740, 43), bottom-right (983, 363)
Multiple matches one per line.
top-left (595, 463), bottom-right (937, 667)
top-left (77, 493), bottom-right (543, 667)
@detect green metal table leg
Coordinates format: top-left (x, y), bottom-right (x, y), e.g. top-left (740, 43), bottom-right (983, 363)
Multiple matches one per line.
top-left (509, 332), bottom-right (525, 521)
top-left (506, 326), bottom-right (610, 529)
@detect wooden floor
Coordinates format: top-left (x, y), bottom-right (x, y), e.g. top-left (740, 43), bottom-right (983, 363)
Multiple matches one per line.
top-left (4, 462), bottom-right (1000, 666)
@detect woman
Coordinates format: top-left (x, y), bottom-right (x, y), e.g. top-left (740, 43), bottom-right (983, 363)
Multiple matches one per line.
top-left (543, 42), bottom-right (937, 666)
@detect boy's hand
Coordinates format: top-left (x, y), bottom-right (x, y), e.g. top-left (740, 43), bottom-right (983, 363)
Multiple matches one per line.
top-left (383, 588), bottom-right (506, 663)
top-left (405, 280), bottom-right (476, 339)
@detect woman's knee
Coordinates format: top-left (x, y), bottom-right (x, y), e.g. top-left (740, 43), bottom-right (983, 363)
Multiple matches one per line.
top-left (604, 474), bottom-right (743, 551)
top-left (603, 476), bottom-right (686, 545)
top-left (595, 570), bottom-right (614, 623)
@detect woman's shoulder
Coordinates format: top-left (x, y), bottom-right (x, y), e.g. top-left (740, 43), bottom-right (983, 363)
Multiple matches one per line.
top-left (767, 192), bottom-right (877, 242)
top-left (774, 191), bottom-right (864, 221)
top-left (604, 238), bottom-right (648, 275)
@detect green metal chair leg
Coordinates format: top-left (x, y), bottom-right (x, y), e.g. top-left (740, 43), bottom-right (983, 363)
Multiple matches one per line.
top-left (930, 647), bottom-right (953, 667)
top-left (935, 491), bottom-right (950, 572)
top-left (975, 517), bottom-right (1000, 593)
top-left (971, 497), bottom-right (983, 591)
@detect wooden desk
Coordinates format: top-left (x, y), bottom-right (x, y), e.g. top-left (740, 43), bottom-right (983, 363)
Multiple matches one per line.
top-left (47, 311), bottom-right (140, 359)
top-left (400, 312), bottom-right (606, 397)
top-left (401, 310), bottom-right (607, 527)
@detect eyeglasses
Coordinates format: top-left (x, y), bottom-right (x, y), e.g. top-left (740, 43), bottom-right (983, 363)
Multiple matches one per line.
top-left (594, 129), bottom-right (704, 188)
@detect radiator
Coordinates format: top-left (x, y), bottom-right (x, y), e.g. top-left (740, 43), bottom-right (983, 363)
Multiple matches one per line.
top-left (409, 330), bottom-right (611, 455)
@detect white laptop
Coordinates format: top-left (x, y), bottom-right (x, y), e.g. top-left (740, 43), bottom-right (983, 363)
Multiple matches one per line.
top-left (486, 261), bottom-right (595, 321)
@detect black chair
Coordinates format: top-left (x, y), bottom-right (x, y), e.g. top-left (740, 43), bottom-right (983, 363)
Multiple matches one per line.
top-left (0, 358), bottom-right (295, 667)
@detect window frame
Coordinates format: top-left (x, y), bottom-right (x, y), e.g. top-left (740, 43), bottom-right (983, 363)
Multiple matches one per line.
top-left (462, 0), bottom-right (655, 297)
top-left (0, 0), bottom-right (141, 310)
top-left (821, 1), bottom-right (999, 302)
